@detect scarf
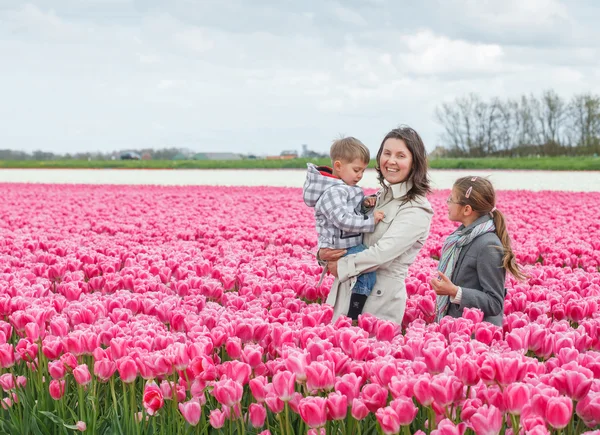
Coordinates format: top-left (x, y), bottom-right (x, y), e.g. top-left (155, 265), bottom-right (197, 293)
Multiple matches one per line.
top-left (434, 218), bottom-right (496, 322)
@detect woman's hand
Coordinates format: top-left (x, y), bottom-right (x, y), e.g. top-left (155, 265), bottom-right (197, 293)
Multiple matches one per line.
top-left (327, 260), bottom-right (339, 277)
top-left (429, 271), bottom-right (458, 297)
top-left (318, 248), bottom-right (346, 262)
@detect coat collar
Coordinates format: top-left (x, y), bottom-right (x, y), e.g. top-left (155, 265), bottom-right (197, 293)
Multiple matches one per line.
top-left (389, 179), bottom-right (413, 199)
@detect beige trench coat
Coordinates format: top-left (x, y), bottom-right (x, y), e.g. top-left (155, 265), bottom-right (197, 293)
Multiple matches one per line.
top-left (326, 180), bottom-right (433, 325)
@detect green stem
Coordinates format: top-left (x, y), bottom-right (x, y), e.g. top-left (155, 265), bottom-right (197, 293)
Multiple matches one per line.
top-left (78, 385), bottom-right (87, 424)
top-left (109, 378), bottom-right (124, 435)
top-left (277, 413), bottom-right (286, 435)
top-left (285, 402), bottom-right (292, 435)
top-left (122, 382), bottom-right (129, 435)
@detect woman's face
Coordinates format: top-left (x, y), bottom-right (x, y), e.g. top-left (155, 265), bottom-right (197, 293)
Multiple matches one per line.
top-left (379, 138), bottom-right (413, 184)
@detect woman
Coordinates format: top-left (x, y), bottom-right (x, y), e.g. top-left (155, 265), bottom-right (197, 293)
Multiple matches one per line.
top-left (319, 126), bottom-right (433, 325)
top-left (430, 176), bottom-right (525, 326)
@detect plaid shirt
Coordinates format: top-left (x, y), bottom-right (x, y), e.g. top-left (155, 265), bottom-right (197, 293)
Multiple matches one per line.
top-left (303, 163), bottom-right (375, 249)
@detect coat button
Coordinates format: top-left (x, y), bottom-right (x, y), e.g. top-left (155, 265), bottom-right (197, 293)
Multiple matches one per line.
top-left (376, 290), bottom-right (382, 295)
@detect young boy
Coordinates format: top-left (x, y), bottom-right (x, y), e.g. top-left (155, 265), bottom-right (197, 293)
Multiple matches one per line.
top-left (303, 137), bottom-right (384, 320)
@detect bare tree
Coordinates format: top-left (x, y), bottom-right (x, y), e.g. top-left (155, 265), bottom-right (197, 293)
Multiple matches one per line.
top-left (435, 102), bottom-right (466, 155)
top-left (434, 90), bottom-right (600, 157)
top-left (568, 93), bottom-right (600, 155)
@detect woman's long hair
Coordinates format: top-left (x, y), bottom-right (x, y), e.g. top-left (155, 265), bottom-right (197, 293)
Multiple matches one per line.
top-left (453, 176), bottom-right (526, 280)
top-left (375, 126), bottom-right (431, 203)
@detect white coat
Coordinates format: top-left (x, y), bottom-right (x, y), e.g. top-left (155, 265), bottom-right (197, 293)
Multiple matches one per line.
top-left (326, 180), bottom-right (433, 325)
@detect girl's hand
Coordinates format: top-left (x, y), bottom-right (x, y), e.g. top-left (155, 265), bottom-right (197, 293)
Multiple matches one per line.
top-left (318, 248), bottom-right (346, 262)
top-left (327, 260), bottom-right (339, 277)
top-left (429, 271), bottom-right (459, 297)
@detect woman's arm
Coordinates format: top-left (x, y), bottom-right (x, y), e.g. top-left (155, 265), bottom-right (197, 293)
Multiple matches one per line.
top-left (459, 244), bottom-right (506, 317)
top-left (336, 206), bottom-right (432, 282)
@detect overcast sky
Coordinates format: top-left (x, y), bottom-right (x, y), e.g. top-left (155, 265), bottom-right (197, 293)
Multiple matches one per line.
top-left (1, 0), bottom-right (599, 156)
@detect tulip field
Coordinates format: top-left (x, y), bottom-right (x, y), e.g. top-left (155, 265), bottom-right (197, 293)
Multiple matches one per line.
top-left (1, 183), bottom-right (600, 435)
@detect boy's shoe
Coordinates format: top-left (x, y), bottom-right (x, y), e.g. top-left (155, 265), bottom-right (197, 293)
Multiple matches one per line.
top-left (347, 293), bottom-right (368, 321)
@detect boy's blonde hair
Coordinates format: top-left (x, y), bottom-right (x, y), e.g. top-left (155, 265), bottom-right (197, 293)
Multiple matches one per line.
top-left (330, 137), bottom-right (370, 164)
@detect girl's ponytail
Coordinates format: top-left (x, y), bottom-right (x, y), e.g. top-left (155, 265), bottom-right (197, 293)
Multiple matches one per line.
top-left (492, 209), bottom-right (526, 281)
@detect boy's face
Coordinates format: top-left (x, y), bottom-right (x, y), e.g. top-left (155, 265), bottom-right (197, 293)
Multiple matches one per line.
top-left (333, 158), bottom-right (369, 186)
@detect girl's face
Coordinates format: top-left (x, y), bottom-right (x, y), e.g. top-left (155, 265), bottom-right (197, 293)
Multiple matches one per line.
top-left (379, 138), bottom-right (413, 185)
top-left (446, 187), bottom-right (464, 223)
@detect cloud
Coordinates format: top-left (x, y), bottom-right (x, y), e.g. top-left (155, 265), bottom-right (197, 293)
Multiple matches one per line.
top-left (399, 29), bottom-right (504, 75)
top-left (0, 1), bottom-right (599, 155)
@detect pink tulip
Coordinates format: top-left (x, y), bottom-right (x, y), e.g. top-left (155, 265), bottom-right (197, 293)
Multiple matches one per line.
top-left (390, 396), bottom-right (418, 426)
top-left (248, 403), bottom-right (267, 428)
top-left (15, 376), bottom-right (26, 388)
top-left (219, 360), bottom-right (251, 385)
top-left (284, 350), bottom-right (309, 382)
top-left (117, 357), bottom-right (138, 383)
top-left (265, 394), bottom-right (285, 414)
top-left (209, 409), bottom-right (226, 429)
top-left (213, 378), bottom-right (243, 407)
top-left (376, 406), bottom-right (401, 435)
top-left (49, 379), bottom-right (66, 400)
top-left (431, 418), bottom-right (467, 435)
top-left (305, 361), bottom-right (335, 393)
top-left (422, 342), bottom-right (449, 374)
top-left (335, 373), bottom-right (363, 403)
top-left (545, 396), bottom-right (573, 430)
top-left (249, 376), bottom-right (269, 403)
top-left (413, 373), bottom-right (434, 406)
top-left (352, 398), bottom-right (370, 420)
top-left (454, 355), bottom-right (480, 386)
top-left (0, 343), bottom-right (15, 368)
top-left (326, 392), bottom-right (347, 421)
top-left (298, 396), bottom-right (327, 428)
top-left (0, 374), bottom-right (15, 391)
top-left (143, 383), bottom-right (164, 416)
top-left (550, 369), bottom-right (593, 402)
top-left (469, 405), bottom-right (503, 435)
top-left (575, 393), bottom-right (600, 426)
top-left (375, 320), bottom-right (399, 341)
top-left (42, 337), bottom-right (63, 360)
top-left (504, 382), bottom-right (531, 415)
top-left (94, 359), bottom-right (117, 382)
top-left (75, 421), bottom-right (86, 432)
top-left (272, 370), bottom-right (296, 401)
top-left (241, 344), bottom-right (263, 368)
top-left (60, 352), bottom-right (78, 370)
top-left (360, 383), bottom-right (388, 413)
top-left (73, 364), bottom-right (92, 386)
top-left (225, 337), bottom-right (242, 359)
top-left (430, 374), bottom-right (463, 407)
top-left (178, 399), bottom-right (201, 426)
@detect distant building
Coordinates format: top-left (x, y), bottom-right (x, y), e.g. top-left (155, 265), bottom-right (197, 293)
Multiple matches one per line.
top-left (429, 146), bottom-right (448, 159)
top-left (193, 152), bottom-right (242, 160)
top-left (120, 151), bottom-right (141, 160)
top-left (280, 150), bottom-right (298, 158)
top-left (301, 144), bottom-right (327, 159)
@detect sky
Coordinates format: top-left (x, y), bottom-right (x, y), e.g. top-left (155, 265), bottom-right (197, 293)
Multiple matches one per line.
top-left (1, 0), bottom-right (599, 156)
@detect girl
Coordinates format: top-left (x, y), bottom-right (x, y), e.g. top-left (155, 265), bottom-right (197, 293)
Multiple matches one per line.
top-left (431, 176), bottom-right (525, 326)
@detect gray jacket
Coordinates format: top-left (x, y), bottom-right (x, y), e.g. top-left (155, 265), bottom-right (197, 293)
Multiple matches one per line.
top-left (446, 215), bottom-right (507, 326)
top-left (303, 163), bottom-right (375, 249)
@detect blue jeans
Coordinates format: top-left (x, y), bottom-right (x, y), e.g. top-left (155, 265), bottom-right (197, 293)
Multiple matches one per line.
top-left (344, 244), bottom-right (376, 296)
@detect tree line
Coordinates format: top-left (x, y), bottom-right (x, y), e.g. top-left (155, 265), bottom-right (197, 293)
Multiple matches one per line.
top-left (0, 147), bottom-right (190, 161)
top-left (434, 90), bottom-right (600, 157)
